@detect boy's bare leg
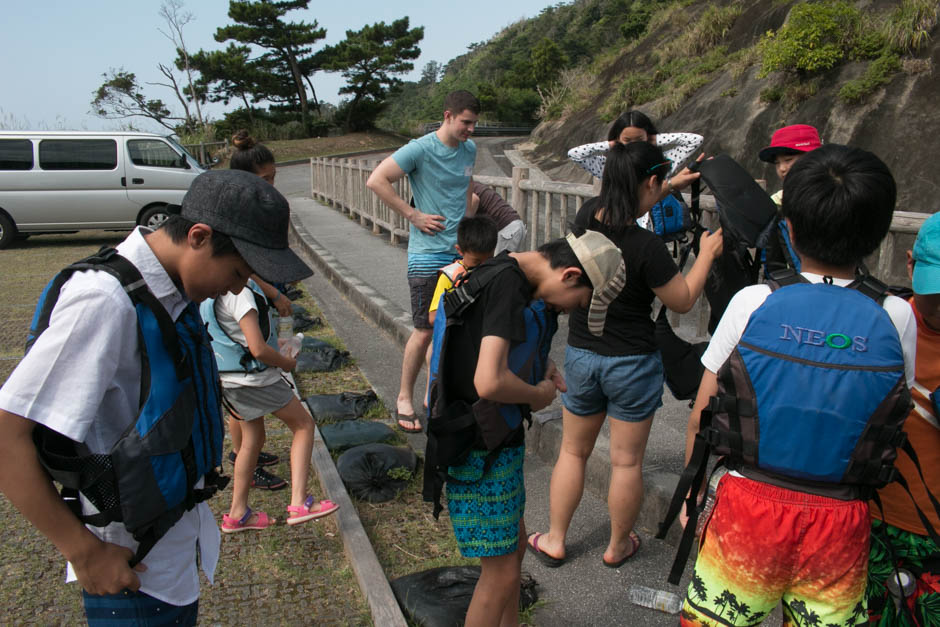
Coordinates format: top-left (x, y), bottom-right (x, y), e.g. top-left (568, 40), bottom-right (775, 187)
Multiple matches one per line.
top-left (397, 327), bottom-right (432, 424)
top-left (465, 520), bottom-right (525, 627)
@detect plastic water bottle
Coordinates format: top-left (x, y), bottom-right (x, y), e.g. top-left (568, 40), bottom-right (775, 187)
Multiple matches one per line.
top-left (628, 585), bottom-right (683, 614)
top-left (696, 466), bottom-right (729, 536)
top-left (277, 314), bottom-right (293, 340)
top-left (280, 332), bottom-right (302, 358)
top-left (885, 568), bottom-right (915, 616)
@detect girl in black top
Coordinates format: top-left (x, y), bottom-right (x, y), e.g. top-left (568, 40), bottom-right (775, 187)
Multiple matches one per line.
top-left (526, 142), bottom-right (723, 568)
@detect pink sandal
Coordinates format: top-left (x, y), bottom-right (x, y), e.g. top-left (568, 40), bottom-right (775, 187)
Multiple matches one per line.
top-left (221, 507), bottom-right (275, 533)
top-left (286, 495), bottom-right (339, 525)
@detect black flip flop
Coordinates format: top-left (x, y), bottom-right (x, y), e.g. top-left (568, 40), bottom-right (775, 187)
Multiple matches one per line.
top-left (526, 532), bottom-right (565, 568)
top-left (396, 412), bottom-right (422, 433)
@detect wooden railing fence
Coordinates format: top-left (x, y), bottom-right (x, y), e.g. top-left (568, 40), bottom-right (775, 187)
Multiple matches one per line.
top-left (309, 156), bottom-right (926, 336)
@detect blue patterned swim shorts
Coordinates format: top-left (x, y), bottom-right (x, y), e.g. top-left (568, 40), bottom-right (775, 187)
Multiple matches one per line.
top-left (446, 445), bottom-right (525, 558)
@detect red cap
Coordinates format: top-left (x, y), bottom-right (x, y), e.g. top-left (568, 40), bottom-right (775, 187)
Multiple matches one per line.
top-left (758, 124), bottom-right (822, 163)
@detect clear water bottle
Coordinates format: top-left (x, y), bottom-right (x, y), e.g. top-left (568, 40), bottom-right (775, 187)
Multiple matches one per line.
top-left (696, 466), bottom-right (729, 536)
top-left (277, 314), bottom-right (293, 340)
top-left (885, 568), bottom-right (915, 616)
top-left (628, 585), bottom-right (683, 614)
top-left (280, 332), bottom-right (302, 358)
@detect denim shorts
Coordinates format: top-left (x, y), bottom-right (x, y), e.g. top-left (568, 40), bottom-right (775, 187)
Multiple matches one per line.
top-left (561, 345), bottom-right (664, 421)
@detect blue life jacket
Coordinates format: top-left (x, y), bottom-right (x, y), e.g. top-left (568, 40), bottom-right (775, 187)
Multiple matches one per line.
top-left (657, 270), bottom-right (917, 585)
top-left (423, 255), bottom-right (558, 517)
top-left (27, 248), bottom-right (227, 567)
top-left (706, 273), bottom-right (910, 493)
top-left (200, 279), bottom-right (280, 373)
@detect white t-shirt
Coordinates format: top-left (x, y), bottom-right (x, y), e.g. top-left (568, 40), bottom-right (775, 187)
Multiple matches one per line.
top-left (702, 272), bottom-right (917, 387)
top-left (0, 227), bottom-right (219, 606)
top-left (215, 286), bottom-right (283, 388)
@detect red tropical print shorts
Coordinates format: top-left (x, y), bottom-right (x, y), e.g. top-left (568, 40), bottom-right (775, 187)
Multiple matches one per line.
top-left (680, 474), bottom-right (870, 627)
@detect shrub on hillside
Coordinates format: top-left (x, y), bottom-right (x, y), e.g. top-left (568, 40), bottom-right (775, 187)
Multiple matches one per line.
top-left (839, 53), bottom-right (902, 103)
top-left (758, 1), bottom-right (861, 77)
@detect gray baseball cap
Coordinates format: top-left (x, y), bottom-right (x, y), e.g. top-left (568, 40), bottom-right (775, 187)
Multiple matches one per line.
top-left (180, 169), bottom-right (312, 284)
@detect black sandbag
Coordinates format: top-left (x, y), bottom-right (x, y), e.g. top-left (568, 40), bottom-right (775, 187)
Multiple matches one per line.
top-left (390, 566), bottom-right (538, 627)
top-left (295, 345), bottom-right (350, 372)
top-left (293, 313), bottom-right (322, 332)
top-left (304, 390), bottom-right (379, 420)
top-left (301, 336), bottom-right (335, 352)
top-left (336, 443), bottom-right (416, 503)
top-left (291, 303), bottom-right (309, 316)
top-left (320, 420), bottom-right (395, 452)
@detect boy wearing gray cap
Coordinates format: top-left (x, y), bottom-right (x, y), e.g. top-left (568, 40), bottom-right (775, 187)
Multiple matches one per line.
top-left (0, 169), bottom-right (312, 625)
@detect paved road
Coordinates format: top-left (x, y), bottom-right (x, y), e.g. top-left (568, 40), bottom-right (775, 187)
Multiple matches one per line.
top-left (275, 145), bottom-right (784, 626)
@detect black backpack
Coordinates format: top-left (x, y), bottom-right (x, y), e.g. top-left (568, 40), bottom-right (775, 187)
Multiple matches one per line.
top-left (692, 155), bottom-right (779, 333)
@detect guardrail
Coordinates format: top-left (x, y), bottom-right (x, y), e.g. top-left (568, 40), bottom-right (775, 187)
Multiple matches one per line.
top-left (309, 155), bottom-right (925, 334)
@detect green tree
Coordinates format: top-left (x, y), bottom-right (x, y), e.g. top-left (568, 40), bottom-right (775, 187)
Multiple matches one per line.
top-left (420, 60), bottom-right (443, 86)
top-left (90, 69), bottom-right (182, 132)
top-left (531, 37), bottom-right (568, 86)
top-left (187, 44), bottom-right (271, 123)
top-left (215, 0), bottom-right (326, 123)
top-left (319, 17), bottom-right (423, 130)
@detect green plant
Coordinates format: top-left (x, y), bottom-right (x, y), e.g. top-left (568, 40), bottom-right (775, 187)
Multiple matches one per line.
top-left (882, 0), bottom-right (940, 54)
top-left (758, 1), bottom-right (861, 77)
top-left (839, 53), bottom-right (902, 103)
top-left (387, 466), bottom-right (413, 481)
top-left (760, 85), bottom-right (784, 103)
top-left (720, 87), bottom-right (738, 98)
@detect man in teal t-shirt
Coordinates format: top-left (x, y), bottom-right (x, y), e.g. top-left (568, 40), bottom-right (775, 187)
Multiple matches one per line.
top-left (366, 90), bottom-right (479, 432)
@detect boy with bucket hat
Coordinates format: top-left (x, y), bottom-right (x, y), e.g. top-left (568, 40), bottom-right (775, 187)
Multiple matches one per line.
top-left (0, 169), bottom-right (312, 625)
top-left (867, 212), bottom-right (940, 626)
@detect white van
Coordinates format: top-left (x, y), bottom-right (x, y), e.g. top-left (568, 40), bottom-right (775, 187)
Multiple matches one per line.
top-left (0, 131), bottom-right (205, 248)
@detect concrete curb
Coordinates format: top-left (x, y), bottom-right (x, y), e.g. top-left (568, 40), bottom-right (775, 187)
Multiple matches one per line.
top-left (289, 214), bottom-right (413, 348)
top-left (285, 290), bottom-right (409, 626)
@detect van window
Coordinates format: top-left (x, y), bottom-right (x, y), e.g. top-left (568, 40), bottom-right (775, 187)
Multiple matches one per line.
top-left (38, 139), bottom-right (118, 171)
top-left (127, 139), bottom-right (185, 168)
top-left (0, 139), bottom-right (34, 170)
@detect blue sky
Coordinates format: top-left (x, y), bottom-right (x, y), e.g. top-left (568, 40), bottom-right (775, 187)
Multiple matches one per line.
top-left (1, 0), bottom-right (559, 133)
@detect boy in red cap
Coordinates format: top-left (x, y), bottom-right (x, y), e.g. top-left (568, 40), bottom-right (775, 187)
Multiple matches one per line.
top-left (759, 124), bottom-right (822, 273)
top-left (759, 124), bottom-right (823, 206)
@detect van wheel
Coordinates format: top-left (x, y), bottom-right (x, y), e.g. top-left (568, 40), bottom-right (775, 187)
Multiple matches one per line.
top-left (140, 205), bottom-right (170, 229)
top-left (0, 214), bottom-right (16, 249)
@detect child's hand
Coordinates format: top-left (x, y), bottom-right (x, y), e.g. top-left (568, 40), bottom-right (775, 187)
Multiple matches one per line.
top-left (544, 359), bottom-right (566, 393)
top-left (699, 227), bottom-right (724, 260)
top-left (282, 355), bottom-right (297, 372)
top-left (531, 380), bottom-right (558, 413)
top-left (273, 293), bottom-right (293, 317)
top-left (72, 539), bottom-right (146, 595)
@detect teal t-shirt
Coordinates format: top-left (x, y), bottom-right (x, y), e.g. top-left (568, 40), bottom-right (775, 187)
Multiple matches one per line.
top-left (392, 132), bottom-right (476, 255)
